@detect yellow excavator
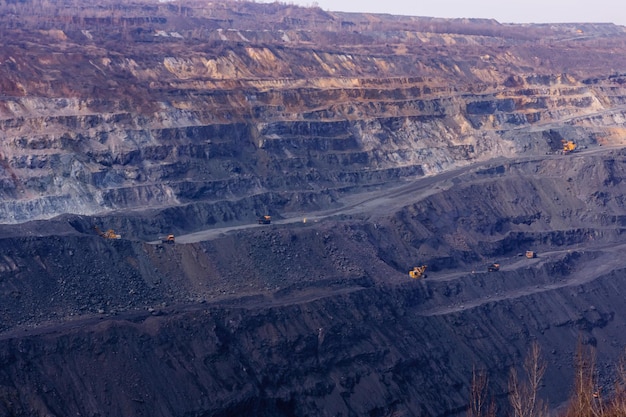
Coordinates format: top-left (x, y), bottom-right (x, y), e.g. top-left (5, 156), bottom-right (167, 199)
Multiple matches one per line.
top-left (488, 263), bottom-right (500, 272)
top-left (94, 226), bottom-right (121, 239)
top-left (409, 265), bottom-right (427, 279)
top-left (561, 140), bottom-right (577, 154)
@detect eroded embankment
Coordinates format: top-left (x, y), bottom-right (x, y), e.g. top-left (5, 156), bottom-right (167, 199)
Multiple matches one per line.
top-left (2, 150), bottom-right (626, 415)
top-left (0, 258), bottom-right (624, 417)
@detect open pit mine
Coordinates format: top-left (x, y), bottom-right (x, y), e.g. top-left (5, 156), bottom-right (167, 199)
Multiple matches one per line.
top-left (1, 0), bottom-right (626, 416)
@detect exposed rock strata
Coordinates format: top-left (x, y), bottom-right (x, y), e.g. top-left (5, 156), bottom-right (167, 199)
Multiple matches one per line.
top-left (1, 149), bottom-right (626, 415)
top-left (1, 0), bottom-right (626, 224)
top-left (2, 1), bottom-right (626, 416)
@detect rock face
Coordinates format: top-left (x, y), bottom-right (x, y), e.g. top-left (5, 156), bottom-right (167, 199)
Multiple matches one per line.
top-left (2, 1), bottom-right (626, 416)
top-left (1, 0), bottom-right (626, 226)
top-left (3, 150), bottom-right (626, 416)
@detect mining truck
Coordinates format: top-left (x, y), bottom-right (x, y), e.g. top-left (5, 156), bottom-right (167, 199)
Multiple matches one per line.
top-left (525, 250), bottom-right (536, 259)
top-left (258, 215), bottom-right (271, 224)
top-left (409, 265), bottom-right (427, 279)
top-left (161, 234), bottom-right (175, 244)
top-left (488, 263), bottom-right (500, 272)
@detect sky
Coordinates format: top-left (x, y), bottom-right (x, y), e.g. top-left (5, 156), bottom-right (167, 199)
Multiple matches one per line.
top-left (283, 0), bottom-right (626, 26)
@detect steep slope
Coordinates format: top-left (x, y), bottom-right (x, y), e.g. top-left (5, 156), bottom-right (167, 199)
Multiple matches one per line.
top-left (1, 0), bottom-right (626, 226)
top-left (1, 149), bottom-right (626, 416)
top-left (2, 1), bottom-right (626, 416)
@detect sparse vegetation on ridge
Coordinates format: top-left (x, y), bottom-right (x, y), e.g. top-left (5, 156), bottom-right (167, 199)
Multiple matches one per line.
top-left (468, 342), bottom-right (626, 417)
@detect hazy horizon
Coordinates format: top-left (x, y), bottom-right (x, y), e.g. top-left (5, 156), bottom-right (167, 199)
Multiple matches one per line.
top-left (278, 0), bottom-right (626, 26)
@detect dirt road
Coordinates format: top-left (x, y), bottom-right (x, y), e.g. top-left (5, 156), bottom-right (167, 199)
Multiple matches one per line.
top-left (171, 145), bottom-right (618, 244)
top-left (418, 241), bottom-right (626, 316)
